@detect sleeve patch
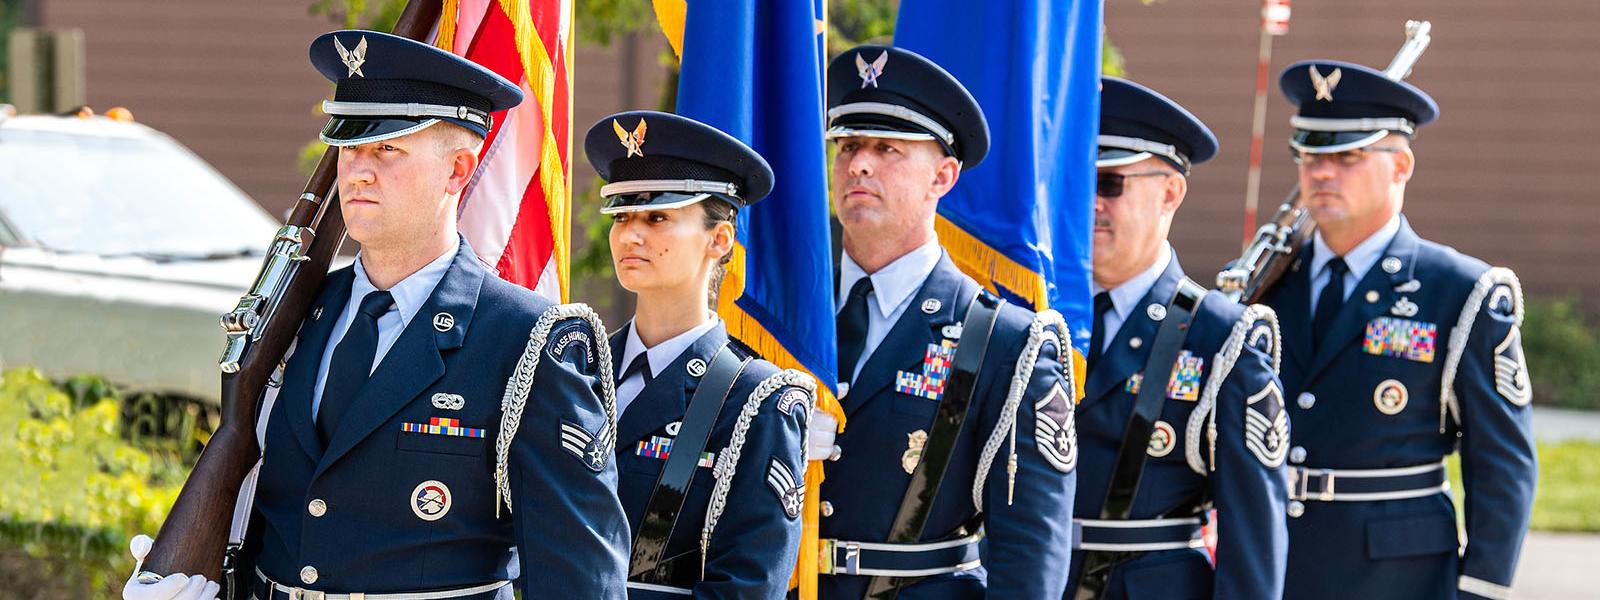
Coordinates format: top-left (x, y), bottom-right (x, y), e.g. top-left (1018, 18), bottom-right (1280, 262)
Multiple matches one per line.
top-left (559, 419), bottom-right (608, 472)
top-left (1494, 325), bottom-right (1532, 406)
top-left (1033, 382), bottom-right (1077, 473)
top-left (776, 387), bottom-right (812, 417)
top-left (765, 457), bottom-right (803, 519)
top-left (547, 322), bottom-right (595, 368)
top-left (1245, 381), bottom-right (1289, 468)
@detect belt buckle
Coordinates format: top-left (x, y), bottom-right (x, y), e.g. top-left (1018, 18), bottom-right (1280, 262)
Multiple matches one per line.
top-left (843, 541), bottom-right (861, 576)
top-left (287, 590), bottom-right (325, 600)
top-left (1318, 469), bottom-right (1336, 501)
top-left (1292, 467), bottom-right (1336, 501)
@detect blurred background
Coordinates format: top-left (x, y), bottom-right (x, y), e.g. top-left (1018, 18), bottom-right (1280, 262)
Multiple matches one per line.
top-left (1, 0), bottom-right (1596, 597)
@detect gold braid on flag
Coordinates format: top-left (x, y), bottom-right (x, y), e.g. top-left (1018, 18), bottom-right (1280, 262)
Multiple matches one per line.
top-left (715, 242), bottom-right (840, 599)
top-left (498, 0), bottom-right (572, 300)
top-left (936, 215), bottom-right (1088, 400)
top-left (434, 0), bottom-right (460, 51)
top-left (652, 0), bottom-right (687, 58)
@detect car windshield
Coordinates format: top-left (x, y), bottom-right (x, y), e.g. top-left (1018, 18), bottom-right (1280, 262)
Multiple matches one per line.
top-left (0, 124), bottom-right (279, 259)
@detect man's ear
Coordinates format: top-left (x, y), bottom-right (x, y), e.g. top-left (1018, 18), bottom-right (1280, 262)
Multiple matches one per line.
top-left (445, 147), bottom-right (479, 196)
top-left (1393, 145), bottom-right (1415, 184)
top-left (928, 154), bottom-right (962, 201)
top-left (1162, 171), bottom-right (1188, 215)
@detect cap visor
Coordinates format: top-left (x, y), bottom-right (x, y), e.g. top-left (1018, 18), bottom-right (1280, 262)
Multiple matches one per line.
top-left (320, 117), bottom-right (441, 147)
top-left (600, 191), bottom-right (718, 215)
top-left (1290, 129), bottom-right (1391, 154)
top-left (1096, 148), bottom-right (1154, 169)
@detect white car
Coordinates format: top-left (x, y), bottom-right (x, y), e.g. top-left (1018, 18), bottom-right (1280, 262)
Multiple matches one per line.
top-left (0, 109), bottom-right (281, 404)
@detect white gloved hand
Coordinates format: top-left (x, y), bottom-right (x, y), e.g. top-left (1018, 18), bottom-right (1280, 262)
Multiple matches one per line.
top-left (807, 408), bottom-right (839, 461)
top-left (122, 534), bottom-right (221, 600)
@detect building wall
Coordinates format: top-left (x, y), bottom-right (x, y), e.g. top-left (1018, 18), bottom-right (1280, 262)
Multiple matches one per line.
top-left (1104, 0), bottom-right (1600, 308)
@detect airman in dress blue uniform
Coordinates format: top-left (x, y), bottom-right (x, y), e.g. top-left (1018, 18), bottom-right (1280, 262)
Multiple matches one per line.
top-left (228, 30), bottom-right (629, 599)
top-left (1065, 78), bottom-right (1288, 600)
top-left (815, 45), bottom-right (1078, 599)
top-left (1263, 60), bottom-right (1536, 600)
top-left (584, 110), bottom-right (812, 599)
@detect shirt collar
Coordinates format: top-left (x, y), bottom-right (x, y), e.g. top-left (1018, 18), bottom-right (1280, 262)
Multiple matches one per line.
top-left (620, 315), bottom-right (721, 379)
top-left (350, 236), bottom-right (461, 329)
top-left (1312, 213), bottom-right (1401, 282)
top-left (1093, 241), bottom-right (1173, 320)
top-left (838, 238), bottom-right (944, 319)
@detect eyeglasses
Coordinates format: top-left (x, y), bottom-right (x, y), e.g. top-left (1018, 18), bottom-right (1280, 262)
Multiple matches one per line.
top-left (1291, 146), bottom-right (1401, 167)
top-left (1096, 171), bottom-right (1170, 198)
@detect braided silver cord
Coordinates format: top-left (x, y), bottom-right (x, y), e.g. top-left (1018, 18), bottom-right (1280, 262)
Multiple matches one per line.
top-left (1440, 267), bottom-right (1523, 432)
top-left (973, 309), bottom-right (1069, 512)
top-left (700, 369), bottom-right (816, 572)
top-left (1186, 304), bottom-right (1280, 475)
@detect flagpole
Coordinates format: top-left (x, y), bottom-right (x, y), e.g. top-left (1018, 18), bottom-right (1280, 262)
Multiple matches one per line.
top-left (1242, 0), bottom-right (1290, 247)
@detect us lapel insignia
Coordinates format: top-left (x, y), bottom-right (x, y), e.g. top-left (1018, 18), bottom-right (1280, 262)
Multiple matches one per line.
top-left (432, 312), bottom-right (455, 332)
top-left (1310, 65), bottom-right (1341, 101)
top-left (1165, 350), bottom-right (1204, 401)
top-left (766, 458), bottom-right (804, 519)
top-left (895, 340), bottom-right (956, 400)
top-left (1245, 382), bottom-right (1288, 467)
top-left (334, 35), bottom-right (368, 78)
top-left (431, 392), bottom-right (465, 410)
top-left (1382, 256), bottom-right (1403, 274)
top-left (921, 298), bottom-right (942, 314)
top-left (560, 419), bottom-right (608, 472)
top-left (902, 429), bottom-right (928, 474)
top-left (1390, 296), bottom-right (1420, 317)
top-left (613, 118), bottom-right (647, 158)
top-left (1495, 325), bottom-right (1532, 406)
top-left (402, 417), bottom-right (485, 438)
top-left (1373, 379), bottom-right (1409, 415)
top-left (1033, 382), bottom-right (1076, 473)
top-left (1363, 316), bottom-right (1437, 363)
top-left (1147, 421), bottom-right (1176, 457)
top-left (687, 358), bottom-right (708, 377)
top-left (1147, 303), bottom-right (1167, 322)
top-left (856, 50), bottom-right (888, 89)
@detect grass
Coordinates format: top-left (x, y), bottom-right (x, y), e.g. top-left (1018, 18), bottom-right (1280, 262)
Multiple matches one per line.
top-left (1446, 440), bottom-right (1600, 533)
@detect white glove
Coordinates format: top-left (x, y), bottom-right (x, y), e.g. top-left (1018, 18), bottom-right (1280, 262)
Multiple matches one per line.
top-left (122, 534), bottom-right (221, 600)
top-left (807, 408), bottom-right (839, 461)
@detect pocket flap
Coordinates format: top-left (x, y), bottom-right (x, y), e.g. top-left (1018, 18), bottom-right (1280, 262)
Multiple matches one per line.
top-left (1365, 513), bottom-right (1459, 560)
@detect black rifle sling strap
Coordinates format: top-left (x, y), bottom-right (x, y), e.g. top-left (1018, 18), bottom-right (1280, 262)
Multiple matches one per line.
top-left (630, 344), bottom-right (748, 582)
top-left (865, 293), bottom-right (1003, 600)
top-left (1070, 278), bottom-right (1207, 600)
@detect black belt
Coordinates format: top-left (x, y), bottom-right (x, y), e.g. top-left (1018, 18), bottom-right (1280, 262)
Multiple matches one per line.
top-left (822, 533), bottom-right (983, 578)
top-left (630, 344), bottom-right (748, 583)
top-left (1072, 517), bottom-right (1206, 552)
top-left (865, 292), bottom-right (1002, 600)
top-left (1288, 462), bottom-right (1448, 502)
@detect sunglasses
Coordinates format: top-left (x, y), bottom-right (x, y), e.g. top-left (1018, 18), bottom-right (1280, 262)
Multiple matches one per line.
top-left (1291, 146), bottom-right (1401, 167)
top-left (1096, 171), bottom-right (1170, 198)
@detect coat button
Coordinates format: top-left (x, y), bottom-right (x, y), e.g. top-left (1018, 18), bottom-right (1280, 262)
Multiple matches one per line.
top-left (1289, 446), bottom-right (1307, 464)
top-left (820, 501), bottom-right (835, 517)
top-left (1297, 392), bottom-right (1316, 409)
top-left (828, 445), bottom-right (843, 462)
top-left (308, 499), bottom-right (327, 517)
top-left (300, 566), bottom-right (319, 584)
top-left (1287, 501), bottom-right (1305, 518)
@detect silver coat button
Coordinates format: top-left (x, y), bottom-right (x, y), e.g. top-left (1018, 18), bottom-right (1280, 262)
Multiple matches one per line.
top-left (820, 501), bottom-right (835, 517)
top-left (1289, 447), bottom-right (1307, 464)
top-left (308, 498), bottom-right (327, 517)
top-left (1287, 501), bottom-right (1305, 518)
top-left (300, 566), bottom-right (319, 584)
top-left (1297, 392), bottom-right (1316, 410)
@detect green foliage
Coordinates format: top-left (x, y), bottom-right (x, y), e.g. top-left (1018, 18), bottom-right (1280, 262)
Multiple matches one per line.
top-left (0, 368), bottom-right (191, 597)
top-left (1522, 297), bottom-right (1600, 411)
top-left (828, 0), bottom-right (899, 55)
top-left (575, 0), bottom-right (656, 47)
top-left (1448, 440), bottom-right (1600, 533)
top-left (0, 0), bottom-right (18, 101)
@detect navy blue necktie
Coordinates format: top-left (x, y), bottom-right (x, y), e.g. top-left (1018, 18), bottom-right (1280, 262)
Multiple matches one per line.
top-left (1088, 292), bottom-right (1113, 366)
top-left (1313, 258), bottom-right (1348, 347)
top-left (318, 290), bottom-right (394, 443)
top-left (836, 277), bottom-right (874, 385)
top-left (620, 352), bottom-right (652, 385)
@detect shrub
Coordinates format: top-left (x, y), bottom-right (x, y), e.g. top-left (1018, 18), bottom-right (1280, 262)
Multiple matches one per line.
top-left (1523, 297), bottom-right (1600, 411)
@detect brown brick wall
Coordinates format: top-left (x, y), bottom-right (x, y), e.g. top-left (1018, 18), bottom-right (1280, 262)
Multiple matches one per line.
top-left (1105, 0), bottom-right (1600, 308)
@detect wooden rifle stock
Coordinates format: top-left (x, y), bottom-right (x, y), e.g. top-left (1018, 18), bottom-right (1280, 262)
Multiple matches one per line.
top-left (140, 0), bottom-right (443, 582)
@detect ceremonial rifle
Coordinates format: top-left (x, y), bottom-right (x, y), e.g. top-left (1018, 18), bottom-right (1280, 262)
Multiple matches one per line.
top-left (138, 0), bottom-right (443, 582)
top-left (1215, 20), bottom-right (1433, 303)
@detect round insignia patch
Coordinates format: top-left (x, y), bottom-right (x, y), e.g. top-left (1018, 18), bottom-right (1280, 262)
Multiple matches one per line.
top-left (1373, 379), bottom-right (1409, 415)
top-left (686, 358), bottom-right (708, 377)
top-left (432, 312), bottom-right (455, 332)
top-left (921, 298), bottom-right (942, 314)
top-left (1147, 421), bottom-right (1176, 458)
top-left (1146, 304), bottom-right (1167, 322)
top-left (411, 480), bottom-right (451, 521)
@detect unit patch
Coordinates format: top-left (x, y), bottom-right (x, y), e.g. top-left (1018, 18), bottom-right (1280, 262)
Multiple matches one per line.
top-left (410, 480), bottom-right (450, 521)
top-left (1363, 316), bottom-right (1438, 363)
top-left (402, 417), bottom-right (485, 438)
top-left (1166, 351), bottom-right (1204, 401)
top-left (1033, 382), bottom-right (1077, 473)
top-left (767, 458), bottom-right (804, 519)
top-left (548, 326), bottom-right (594, 365)
top-left (776, 388), bottom-right (810, 417)
top-left (895, 340), bottom-right (956, 401)
top-left (1245, 382), bottom-right (1289, 468)
top-left (1373, 379), bottom-right (1409, 415)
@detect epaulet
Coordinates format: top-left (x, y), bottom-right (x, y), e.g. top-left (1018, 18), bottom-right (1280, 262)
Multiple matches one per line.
top-left (494, 303), bottom-right (617, 516)
top-left (973, 309), bottom-right (1070, 512)
top-left (1186, 304), bottom-right (1281, 475)
top-left (700, 368), bottom-right (815, 573)
top-left (1440, 267), bottom-right (1525, 430)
